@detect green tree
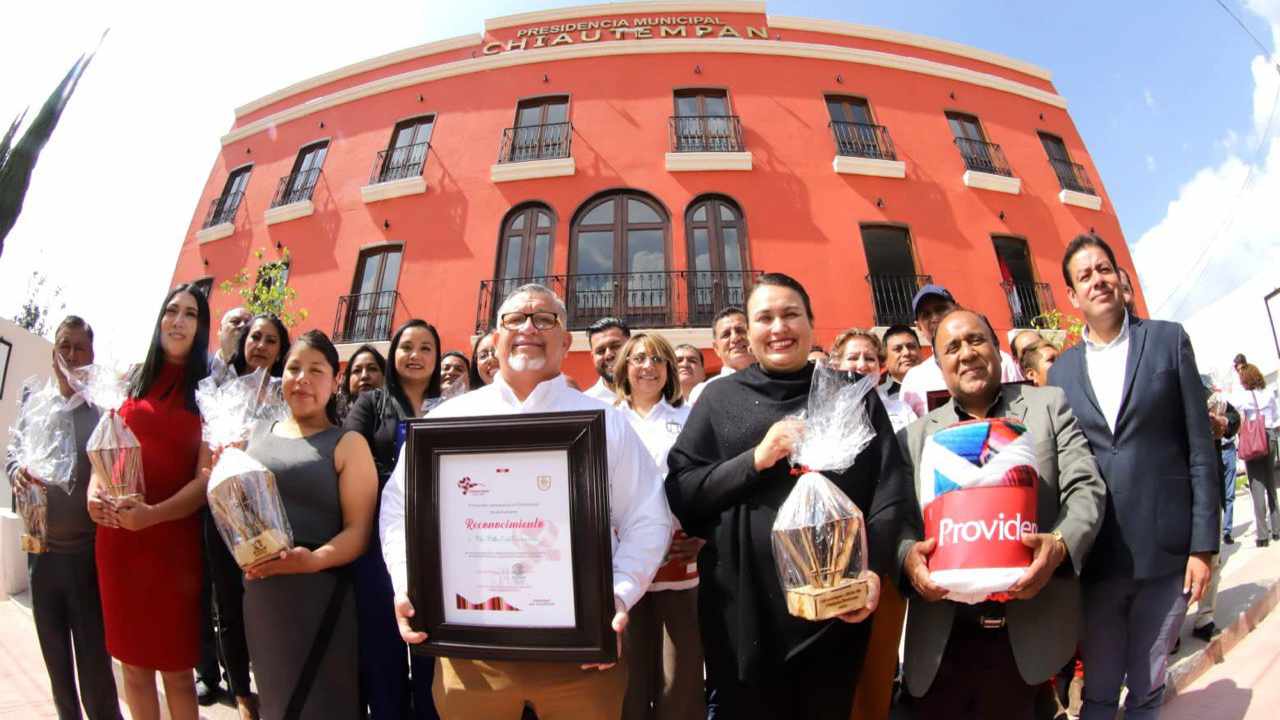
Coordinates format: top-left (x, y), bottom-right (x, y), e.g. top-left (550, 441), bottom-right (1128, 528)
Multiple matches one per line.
top-left (218, 247), bottom-right (309, 326)
top-left (14, 270), bottom-right (66, 337)
top-left (0, 35), bottom-right (103, 257)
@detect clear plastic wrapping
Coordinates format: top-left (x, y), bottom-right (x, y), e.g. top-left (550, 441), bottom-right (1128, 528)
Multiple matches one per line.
top-left (8, 378), bottom-right (78, 553)
top-left (65, 363), bottom-right (145, 503)
top-left (197, 369), bottom-right (292, 568)
top-left (206, 447), bottom-right (293, 569)
top-left (771, 367), bottom-right (879, 620)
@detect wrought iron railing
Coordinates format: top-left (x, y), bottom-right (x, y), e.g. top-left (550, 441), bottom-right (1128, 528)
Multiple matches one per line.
top-left (333, 290), bottom-right (407, 344)
top-left (1001, 281), bottom-right (1055, 329)
top-left (954, 137), bottom-right (1014, 177)
top-left (270, 168), bottom-right (321, 208)
top-left (668, 115), bottom-right (745, 153)
top-left (867, 274), bottom-right (933, 326)
top-left (497, 122), bottom-right (572, 163)
top-left (829, 121), bottom-right (897, 161)
top-left (202, 190), bottom-right (244, 228)
top-left (370, 141), bottom-right (430, 184)
top-left (475, 270), bottom-right (763, 334)
top-left (1048, 158), bottom-right (1096, 195)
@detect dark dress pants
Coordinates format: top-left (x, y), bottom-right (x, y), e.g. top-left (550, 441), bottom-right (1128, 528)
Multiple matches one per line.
top-left (705, 624), bottom-right (863, 720)
top-left (204, 513), bottom-right (252, 697)
top-left (911, 622), bottom-right (1038, 720)
top-left (29, 549), bottom-right (123, 720)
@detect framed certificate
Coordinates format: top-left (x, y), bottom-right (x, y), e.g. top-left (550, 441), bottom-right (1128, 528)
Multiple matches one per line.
top-left (405, 410), bottom-right (616, 662)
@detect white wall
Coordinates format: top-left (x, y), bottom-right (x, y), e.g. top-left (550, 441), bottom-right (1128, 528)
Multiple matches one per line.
top-left (0, 318), bottom-right (54, 509)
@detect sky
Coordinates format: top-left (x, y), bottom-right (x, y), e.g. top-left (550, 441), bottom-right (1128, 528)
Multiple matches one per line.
top-left (0, 0), bottom-right (1276, 380)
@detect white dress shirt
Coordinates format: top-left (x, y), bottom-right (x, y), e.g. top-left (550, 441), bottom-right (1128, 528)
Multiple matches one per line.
top-left (583, 377), bottom-right (617, 403)
top-left (687, 366), bottom-right (737, 405)
top-left (877, 384), bottom-right (918, 434)
top-left (379, 373), bottom-right (673, 611)
top-left (1232, 387), bottom-right (1279, 429)
top-left (617, 398), bottom-right (697, 592)
top-left (899, 351), bottom-right (1024, 417)
top-left (1082, 314), bottom-right (1131, 433)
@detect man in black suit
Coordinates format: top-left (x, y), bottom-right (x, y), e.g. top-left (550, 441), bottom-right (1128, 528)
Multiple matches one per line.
top-left (1048, 235), bottom-right (1217, 720)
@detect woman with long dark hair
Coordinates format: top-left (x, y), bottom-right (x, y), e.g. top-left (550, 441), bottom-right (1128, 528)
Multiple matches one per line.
top-left (229, 313), bottom-right (291, 378)
top-left (665, 273), bottom-right (912, 719)
top-left (89, 284), bottom-right (213, 720)
top-left (343, 319), bottom-right (442, 719)
top-left (209, 312), bottom-right (291, 719)
top-left (468, 330), bottom-right (499, 388)
top-left (241, 330), bottom-right (377, 718)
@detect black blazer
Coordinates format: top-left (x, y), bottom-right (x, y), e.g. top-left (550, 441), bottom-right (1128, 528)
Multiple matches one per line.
top-left (1048, 315), bottom-right (1219, 580)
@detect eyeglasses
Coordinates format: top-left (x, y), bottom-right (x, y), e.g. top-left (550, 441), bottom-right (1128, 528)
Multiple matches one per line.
top-left (499, 311), bottom-right (561, 331)
top-left (627, 353), bottom-right (667, 367)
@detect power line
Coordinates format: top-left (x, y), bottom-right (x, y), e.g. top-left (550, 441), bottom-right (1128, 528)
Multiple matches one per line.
top-left (1214, 0), bottom-right (1273, 56)
top-left (1150, 2), bottom-right (1280, 317)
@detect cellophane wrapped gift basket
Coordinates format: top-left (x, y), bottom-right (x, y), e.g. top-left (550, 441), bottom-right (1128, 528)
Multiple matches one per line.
top-left (65, 363), bottom-right (145, 504)
top-left (197, 369), bottom-right (293, 568)
top-left (8, 378), bottom-right (78, 552)
top-left (771, 366), bottom-right (879, 621)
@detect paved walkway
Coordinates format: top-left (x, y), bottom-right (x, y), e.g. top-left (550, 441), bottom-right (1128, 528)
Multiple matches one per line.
top-left (1161, 606), bottom-right (1280, 720)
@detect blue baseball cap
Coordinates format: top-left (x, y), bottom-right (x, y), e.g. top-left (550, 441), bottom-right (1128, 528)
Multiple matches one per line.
top-left (911, 284), bottom-right (955, 316)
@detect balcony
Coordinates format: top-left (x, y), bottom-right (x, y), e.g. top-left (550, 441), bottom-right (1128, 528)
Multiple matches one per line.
top-left (196, 190), bottom-right (243, 243)
top-left (1049, 158), bottom-right (1102, 210)
top-left (1001, 281), bottom-right (1055, 329)
top-left (955, 137), bottom-right (1021, 195)
top-left (867, 274), bottom-right (933, 326)
top-left (265, 168), bottom-right (321, 224)
top-left (333, 290), bottom-right (407, 345)
top-left (362, 141), bottom-right (430, 203)
top-left (475, 270), bottom-right (763, 335)
top-left (666, 116), bottom-right (752, 171)
top-left (490, 123), bottom-right (575, 183)
top-left (830, 121), bottom-right (905, 178)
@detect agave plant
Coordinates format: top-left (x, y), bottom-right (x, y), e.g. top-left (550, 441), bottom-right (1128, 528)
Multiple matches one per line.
top-left (0, 33), bottom-right (104, 257)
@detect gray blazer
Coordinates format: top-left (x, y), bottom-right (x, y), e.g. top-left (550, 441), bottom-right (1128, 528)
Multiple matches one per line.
top-left (895, 383), bottom-right (1106, 695)
top-left (1048, 316), bottom-right (1219, 580)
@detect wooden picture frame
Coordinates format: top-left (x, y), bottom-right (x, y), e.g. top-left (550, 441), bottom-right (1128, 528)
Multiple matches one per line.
top-left (405, 409), bottom-right (615, 663)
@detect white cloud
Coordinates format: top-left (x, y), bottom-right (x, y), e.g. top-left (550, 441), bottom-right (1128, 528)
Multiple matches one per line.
top-left (1134, 2), bottom-right (1280, 377)
top-left (1143, 87), bottom-right (1157, 110)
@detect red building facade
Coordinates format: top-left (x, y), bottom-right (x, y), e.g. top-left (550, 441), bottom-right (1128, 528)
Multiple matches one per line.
top-left (170, 1), bottom-right (1138, 383)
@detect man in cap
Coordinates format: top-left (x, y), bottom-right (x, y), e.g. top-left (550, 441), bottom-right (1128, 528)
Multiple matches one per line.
top-left (898, 284), bottom-right (1023, 416)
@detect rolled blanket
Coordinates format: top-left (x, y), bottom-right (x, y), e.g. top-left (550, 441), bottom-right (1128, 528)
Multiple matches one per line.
top-left (918, 418), bottom-right (1040, 604)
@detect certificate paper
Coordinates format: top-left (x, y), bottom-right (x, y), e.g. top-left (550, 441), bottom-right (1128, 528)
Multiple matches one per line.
top-left (439, 449), bottom-right (577, 628)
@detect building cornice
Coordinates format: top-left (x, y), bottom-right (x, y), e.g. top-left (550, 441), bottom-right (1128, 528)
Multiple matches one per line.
top-left (766, 16), bottom-right (1051, 82)
top-left (485, 1), bottom-right (767, 31)
top-left (222, 38), bottom-right (1067, 146)
top-left (234, 34), bottom-right (481, 119)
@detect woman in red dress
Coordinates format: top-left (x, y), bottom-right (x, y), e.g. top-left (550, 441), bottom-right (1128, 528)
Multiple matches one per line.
top-left (88, 284), bottom-right (212, 720)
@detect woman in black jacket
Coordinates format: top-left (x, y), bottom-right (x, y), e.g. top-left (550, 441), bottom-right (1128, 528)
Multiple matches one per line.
top-left (665, 273), bottom-right (913, 719)
top-left (343, 319), bottom-right (442, 719)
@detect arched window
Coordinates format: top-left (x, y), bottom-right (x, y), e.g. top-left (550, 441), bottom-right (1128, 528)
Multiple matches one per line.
top-left (686, 195), bottom-right (748, 324)
top-left (496, 203), bottom-right (555, 293)
top-left (570, 191), bottom-right (669, 327)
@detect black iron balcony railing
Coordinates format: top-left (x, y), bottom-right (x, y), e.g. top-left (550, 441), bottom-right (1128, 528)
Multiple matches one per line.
top-left (829, 121), bottom-right (897, 161)
top-left (270, 168), bottom-right (321, 208)
top-left (1001, 281), bottom-right (1055, 329)
top-left (333, 290), bottom-right (408, 344)
top-left (370, 141), bottom-right (430, 184)
top-left (954, 137), bottom-right (1014, 177)
top-left (202, 190), bottom-right (244, 228)
top-left (1048, 158), bottom-right (1097, 195)
top-left (867, 274), bottom-right (933, 326)
top-left (498, 122), bottom-right (573, 163)
top-left (475, 270), bottom-right (763, 334)
top-left (669, 115), bottom-right (745, 153)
